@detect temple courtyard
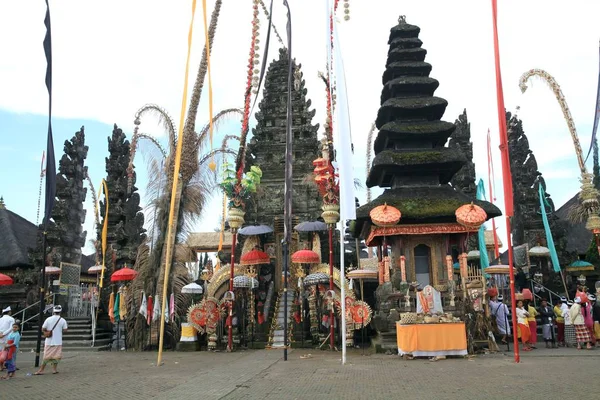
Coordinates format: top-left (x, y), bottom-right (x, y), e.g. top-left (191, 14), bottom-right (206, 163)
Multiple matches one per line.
top-left (1, 348), bottom-right (598, 399)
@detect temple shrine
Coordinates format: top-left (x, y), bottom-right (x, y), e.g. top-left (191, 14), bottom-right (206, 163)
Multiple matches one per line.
top-left (354, 17), bottom-right (501, 349)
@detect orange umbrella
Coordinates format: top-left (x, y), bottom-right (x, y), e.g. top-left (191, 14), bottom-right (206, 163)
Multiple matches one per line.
top-left (455, 203), bottom-right (487, 229)
top-left (291, 249), bottom-right (320, 264)
top-left (369, 203), bottom-right (401, 227)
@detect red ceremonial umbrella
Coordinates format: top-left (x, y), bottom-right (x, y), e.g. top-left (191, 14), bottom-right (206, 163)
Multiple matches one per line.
top-left (240, 249), bottom-right (270, 266)
top-left (110, 267), bottom-right (138, 282)
top-left (0, 273), bottom-right (14, 286)
top-left (291, 249), bottom-right (320, 264)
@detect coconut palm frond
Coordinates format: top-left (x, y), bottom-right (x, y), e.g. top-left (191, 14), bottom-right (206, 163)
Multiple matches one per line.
top-left (195, 108), bottom-right (244, 151)
top-left (222, 134), bottom-right (241, 148)
top-left (354, 178), bottom-right (364, 190)
top-left (567, 202), bottom-right (588, 224)
top-left (135, 104), bottom-right (177, 154)
top-left (136, 133), bottom-right (168, 159)
top-left (126, 240), bottom-right (151, 350)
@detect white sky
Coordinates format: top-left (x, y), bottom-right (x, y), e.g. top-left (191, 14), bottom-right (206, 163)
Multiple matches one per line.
top-left (1, 0), bottom-right (600, 253)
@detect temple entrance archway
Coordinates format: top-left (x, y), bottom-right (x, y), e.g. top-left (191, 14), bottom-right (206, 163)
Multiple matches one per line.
top-left (414, 244), bottom-right (432, 287)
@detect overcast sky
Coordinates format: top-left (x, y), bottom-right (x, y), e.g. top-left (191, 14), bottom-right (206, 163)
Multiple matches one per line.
top-left (1, 0), bottom-right (599, 255)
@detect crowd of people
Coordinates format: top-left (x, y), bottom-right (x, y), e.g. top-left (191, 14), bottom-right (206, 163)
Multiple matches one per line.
top-left (0, 305), bottom-right (67, 380)
top-left (490, 291), bottom-right (600, 352)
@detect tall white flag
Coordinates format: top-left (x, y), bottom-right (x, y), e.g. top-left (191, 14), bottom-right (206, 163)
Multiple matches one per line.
top-left (332, 18), bottom-right (356, 221)
top-left (152, 293), bottom-right (161, 322)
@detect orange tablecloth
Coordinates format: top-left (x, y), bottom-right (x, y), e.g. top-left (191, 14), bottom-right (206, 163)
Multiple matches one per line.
top-left (396, 322), bottom-right (467, 357)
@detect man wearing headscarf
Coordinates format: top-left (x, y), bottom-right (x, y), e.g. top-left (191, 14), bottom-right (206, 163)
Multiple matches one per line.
top-left (35, 305), bottom-right (68, 375)
top-left (490, 295), bottom-right (510, 344)
top-left (0, 307), bottom-right (15, 350)
top-left (554, 297), bottom-right (568, 346)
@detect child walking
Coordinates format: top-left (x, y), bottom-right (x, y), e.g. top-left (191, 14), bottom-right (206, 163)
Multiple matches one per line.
top-left (1, 339), bottom-right (16, 379)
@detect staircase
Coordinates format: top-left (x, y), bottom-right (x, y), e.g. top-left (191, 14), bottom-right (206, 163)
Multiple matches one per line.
top-left (19, 317), bottom-right (112, 352)
top-left (266, 290), bottom-right (295, 349)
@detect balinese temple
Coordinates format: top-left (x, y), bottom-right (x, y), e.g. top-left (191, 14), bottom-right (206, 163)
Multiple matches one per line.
top-left (354, 17), bottom-right (501, 347)
top-left (244, 48), bottom-right (324, 288)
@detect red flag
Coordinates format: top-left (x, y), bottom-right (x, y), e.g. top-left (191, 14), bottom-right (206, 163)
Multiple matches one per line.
top-left (147, 295), bottom-right (153, 326)
top-left (491, 0), bottom-right (513, 217)
top-left (491, 0), bottom-right (519, 364)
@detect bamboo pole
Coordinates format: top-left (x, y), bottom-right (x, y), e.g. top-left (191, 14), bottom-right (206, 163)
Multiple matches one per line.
top-left (156, 0), bottom-right (197, 367)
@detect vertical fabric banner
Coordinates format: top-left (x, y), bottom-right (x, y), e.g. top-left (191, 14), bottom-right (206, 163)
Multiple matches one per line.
top-left (539, 185), bottom-right (561, 273)
top-left (43, 0), bottom-right (56, 227)
top-left (476, 179), bottom-right (490, 270)
top-left (584, 43), bottom-right (600, 163)
top-left (332, 17), bottom-right (356, 221)
top-left (99, 179), bottom-right (109, 288)
top-left (158, 0), bottom-right (198, 367)
top-left (487, 129), bottom-right (500, 259)
top-left (491, 0), bottom-right (514, 217)
top-left (201, 0), bottom-right (215, 154)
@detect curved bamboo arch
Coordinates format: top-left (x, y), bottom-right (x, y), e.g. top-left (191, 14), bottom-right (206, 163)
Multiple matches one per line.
top-left (519, 69), bottom-right (586, 174)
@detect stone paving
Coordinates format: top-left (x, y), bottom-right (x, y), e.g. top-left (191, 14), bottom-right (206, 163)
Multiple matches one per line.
top-left (1, 346), bottom-right (598, 399)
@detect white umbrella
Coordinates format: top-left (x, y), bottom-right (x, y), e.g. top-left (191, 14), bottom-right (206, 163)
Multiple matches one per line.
top-left (467, 250), bottom-right (480, 260)
top-left (529, 245), bottom-right (550, 258)
top-left (181, 282), bottom-right (204, 294)
top-left (45, 266), bottom-right (61, 275)
top-left (87, 265), bottom-right (106, 274)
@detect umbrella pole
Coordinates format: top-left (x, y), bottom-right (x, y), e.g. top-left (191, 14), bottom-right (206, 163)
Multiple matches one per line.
top-left (228, 229), bottom-right (238, 352)
top-left (361, 278), bottom-right (365, 355)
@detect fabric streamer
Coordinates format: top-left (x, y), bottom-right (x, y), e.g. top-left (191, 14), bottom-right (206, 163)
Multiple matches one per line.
top-left (491, 0), bottom-right (513, 217)
top-left (98, 179), bottom-right (109, 288)
top-left (282, 0), bottom-right (293, 245)
top-left (331, 13), bottom-right (356, 221)
top-left (539, 184), bottom-right (561, 272)
top-left (476, 179), bottom-right (491, 271)
top-left (153, 294), bottom-right (161, 322)
top-left (584, 44), bottom-right (600, 163)
top-left (249, 0), bottom-right (274, 116)
top-left (147, 295), bottom-right (153, 326)
top-left (114, 292), bottom-right (121, 322)
top-left (157, 0), bottom-right (198, 365)
top-left (139, 291), bottom-right (148, 320)
top-left (108, 292), bottom-right (115, 324)
top-left (169, 293), bottom-right (175, 323)
top-left (42, 0), bottom-right (56, 228)
top-left (201, 0), bottom-right (215, 165)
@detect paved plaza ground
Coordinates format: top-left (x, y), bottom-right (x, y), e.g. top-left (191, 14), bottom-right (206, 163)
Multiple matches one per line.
top-left (1, 346), bottom-right (598, 399)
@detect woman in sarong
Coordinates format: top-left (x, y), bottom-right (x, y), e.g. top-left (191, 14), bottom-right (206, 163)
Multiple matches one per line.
top-left (569, 297), bottom-right (592, 350)
top-left (516, 300), bottom-right (532, 351)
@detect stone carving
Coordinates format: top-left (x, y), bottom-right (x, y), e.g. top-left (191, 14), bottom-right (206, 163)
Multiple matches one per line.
top-left (449, 109), bottom-right (476, 198)
top-left (98, 125), bottom-right (147, 270)
top-left (44, 128), bottom-right (89, 265)
top-left (245, 48), bottom-right (322, 225)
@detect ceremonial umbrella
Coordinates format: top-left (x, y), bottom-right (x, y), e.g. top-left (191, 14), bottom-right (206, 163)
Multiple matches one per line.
top-left (87, 265), bottom-right (106, 274)
top-left (181, 282), bottom-right (204, 294)
top-left (303, 272), bottom-right (330, 287)
top-left (0, 273), bottom-right (13, 286)
top-left (240, 249), bottom-right (270, 266)
top-left (45, 266), bottom-right (61, 275)
top-left (110, 267), bottom-right (138, 282)
top-left (294, 221), bottom-right (327, 232)
top-left (291, 249), bottom-right (320, 264)
top-left (238, 225), bottom-right (273, 235)
top-left (233, 275), bottom-right (259, 289)
top-left (529, 245), bottom-right (550, 258)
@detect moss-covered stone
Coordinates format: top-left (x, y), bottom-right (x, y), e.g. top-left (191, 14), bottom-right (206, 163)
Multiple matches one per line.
top-left (376, 97), bottom-right (448, 129)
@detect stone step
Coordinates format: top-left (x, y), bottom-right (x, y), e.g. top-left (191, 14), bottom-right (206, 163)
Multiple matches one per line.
top-left (21, 328), bottom-right (94, 337)
top-left (19, 338), bottom-right (112, 349)
top-left (20, 332), bottom-right (111, 342)
top-left (27, 323), bottom-right (92, 330)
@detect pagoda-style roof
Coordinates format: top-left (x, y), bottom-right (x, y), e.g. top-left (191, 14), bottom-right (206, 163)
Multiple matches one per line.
top-left (0, 202), bottom-right (38, 269)
top-left (356, 16), bottom-right (501, 237)
top-left (374, 121), bottom-right (455, 153)
top-left (367, 148), bottom-right (466, 187)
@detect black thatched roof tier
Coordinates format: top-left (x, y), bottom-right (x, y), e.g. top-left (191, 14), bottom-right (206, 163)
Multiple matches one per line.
top-left (381, 76), bottom-right (439, 103)
top-left (382, 61), bottom-right (432, 83)
top-left (388, 19), bottom-right (420, 41)
top-left (373, 121), bottom-right (456, 153)
top-left (355, 185), bottom-right (502, 234)
top-left (555, 193), bottom-right (591, 255)
top-left (0, 206), bottom-right (38, 269)
top-left (376, 97), bottom-right (448, 129)
top-left (367, 148), bottom-right (466, 187)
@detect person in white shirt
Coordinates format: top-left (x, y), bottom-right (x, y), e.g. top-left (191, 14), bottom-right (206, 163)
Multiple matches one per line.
top-left (0, 307), bottom-right (16, 349)
top-left (563, 300), bottom-right (576, 347)
top-left (34, 305), bottom-right (68, 375)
